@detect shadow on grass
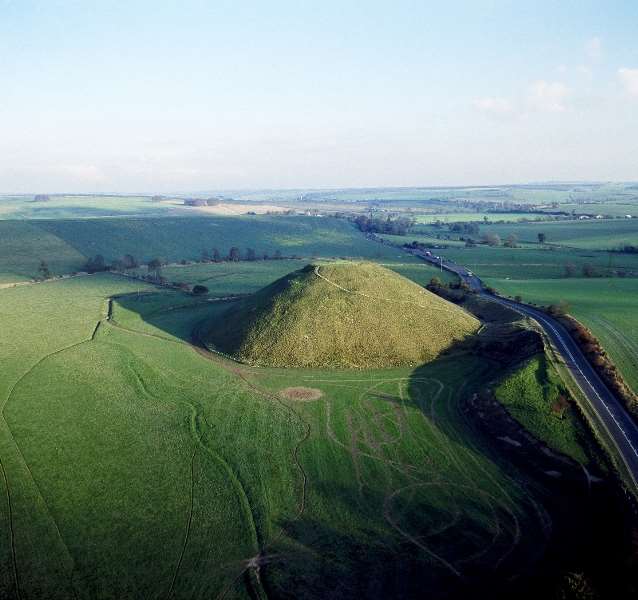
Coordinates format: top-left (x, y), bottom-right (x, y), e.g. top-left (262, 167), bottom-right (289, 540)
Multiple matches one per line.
top-left (266, 482), bottom-right (481, 600)
top-left (112, 290), bottom-right (234, 342)
top-left (113, 289), bottom-right (637, 600)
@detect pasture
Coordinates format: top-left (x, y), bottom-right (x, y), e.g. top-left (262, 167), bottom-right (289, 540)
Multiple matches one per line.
top-left (409, 218), bottom-right (638, 251)
top-left (0, 273), bottom-right (603, 598)
top-left (148, 257), bottom-right (456, 294)
top-left (414, 212), bottom-right (553, 224)
top-left (0, 215), bottom-right (407, 282)
top-left (439, 246), bottom-right (638, 279)
top-left (36, 215), bottom-right (403, 263)
top-left (0, 194), bottom-right (176, 220)
top-left (0, 221), bottom-right (87, 282)
top-left (480, 219), bottom-right (638, 250)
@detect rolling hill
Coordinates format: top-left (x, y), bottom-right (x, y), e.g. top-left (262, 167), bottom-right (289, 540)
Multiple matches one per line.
top-left (204, 261), bottom-right (480, 368)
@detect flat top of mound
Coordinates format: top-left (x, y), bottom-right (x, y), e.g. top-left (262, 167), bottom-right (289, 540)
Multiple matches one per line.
top-left (204, 261), bottom-right (480, 368)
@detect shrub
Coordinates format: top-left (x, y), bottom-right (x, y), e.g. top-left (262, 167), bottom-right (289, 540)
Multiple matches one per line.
top-left (192, 285), bottom-right (209, 296)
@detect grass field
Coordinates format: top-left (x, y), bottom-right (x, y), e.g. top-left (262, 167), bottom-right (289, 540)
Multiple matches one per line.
top-left (36, 215), bottom-right (405, 263)
top-left (0, 195), bottom-right (178, 219)
top-left (405, 217), bottom-right (638, 254)
top-left (0, 272), bottom-right (604, 598)
top-left (485, 277), bottom-right (638, 394)
top-left (480, 219), bottom-right (638, 250)
top-left (391, 230), bottom-right (638, 396)
top-left (433, 246), bottom-right (638, 279)
top-left (144, 257), bottom-right (456, 296)
top-left (413, 212), bottom-right (553, 224)
top-left (0, 221), bottom-right (88, 282)
top-left (0, 215), bottom-right (407, 283)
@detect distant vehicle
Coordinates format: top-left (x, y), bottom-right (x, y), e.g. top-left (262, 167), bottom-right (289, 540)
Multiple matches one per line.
top-left (425, 251), bottom-right (432, 256)
top-left (467, 271), bottom-right (473, 276)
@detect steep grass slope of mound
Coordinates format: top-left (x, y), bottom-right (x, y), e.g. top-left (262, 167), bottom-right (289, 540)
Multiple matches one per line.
top-left (205, 261), bottom-right (480, 368)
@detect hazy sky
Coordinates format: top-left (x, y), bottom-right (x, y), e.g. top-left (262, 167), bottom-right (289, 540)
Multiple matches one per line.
top-left (1, 0), bottom-right (637, 192)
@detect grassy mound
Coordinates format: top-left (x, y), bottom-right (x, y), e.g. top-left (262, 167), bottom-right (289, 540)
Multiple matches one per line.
top-left (204, 261), bottom-right (480, 368)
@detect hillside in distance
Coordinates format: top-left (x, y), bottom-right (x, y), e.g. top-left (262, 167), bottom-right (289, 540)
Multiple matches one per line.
top-left (205, 261), bottom-right (480, 368)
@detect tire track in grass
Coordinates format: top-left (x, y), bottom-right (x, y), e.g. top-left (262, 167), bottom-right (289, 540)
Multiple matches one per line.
top-left (450, 380), bottom-right (547, 570)
top-left (190, 324), bottom-right (312, 541)
top-left (102, 327), bottom-right (263, 600)
top-left (441, 382), bottom-right (522, 564)
top-left (324, 394), bottom-right (423, 482)
top-left (0, 457), bottom-right (20, 600)
top-left (0, 300), bottom-right (111, 600)
top-left (348, 378), bottom-right (500, 575)
top-left (165, 450), bottom-right (197, 600)
top-left (113, 295), bottom-right (532, 580)
top-left (383, 482), bottom-right (462, 577)
top-left (398, 378), bottom-right (518, 570)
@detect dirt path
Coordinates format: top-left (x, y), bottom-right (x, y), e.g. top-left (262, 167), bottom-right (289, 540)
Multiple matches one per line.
top-left (313, 265), bottom-right (464, 318)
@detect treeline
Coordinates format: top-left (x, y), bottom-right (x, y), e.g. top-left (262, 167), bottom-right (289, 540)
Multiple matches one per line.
top-left (435, 221), bottom-right (480, 235)
top-left (425, 276), bottom-right (472, 303)
top-left (352, 215), bottom-right (415, 236)
top-left (562, 262), bottom-right (634, 278)
top-left (81, 246), bottom-right (295, 275)
top-left (199, 247), bottom-right (289, 262)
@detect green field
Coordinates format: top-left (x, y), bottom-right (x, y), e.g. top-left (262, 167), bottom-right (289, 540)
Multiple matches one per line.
top-left (485, 277), bottom-right (638, 394)
top-left (0, 272), bottom-right (606, 598)
top-left (407, 218), bottom-right (638, 251)
top-left (480, 219), bottom-right (638, 249)
top-left (0, 221), bottom-right (88, 282)
top-left (135, 257), bottom-right (455, 295)
top-left (1, 200), bottom-right (636, 597)
top-left (0, 195), bottom-right (178, 219)
top-left (36, 215), bottom-right (407, 262)
top-left (393, 227), bottom-right (638, 397)
top-left (0, 216), bottom-right (408, 283)
top-left (436, 246), bottom-right (638, 279)
top-left (413, 212), bottom-right (554, 224)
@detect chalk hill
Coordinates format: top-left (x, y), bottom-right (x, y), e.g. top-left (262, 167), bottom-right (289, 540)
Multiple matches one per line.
top-left (204, 261), bottom-right (480, 368)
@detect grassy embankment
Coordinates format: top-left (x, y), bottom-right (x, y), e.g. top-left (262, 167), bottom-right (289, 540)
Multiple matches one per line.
top-left (495, 356), bottom-right (592, 463)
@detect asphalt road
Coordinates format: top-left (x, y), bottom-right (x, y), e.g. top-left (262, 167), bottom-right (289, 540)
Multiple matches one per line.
top-left (409, 248), bottom-right (638, 492)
